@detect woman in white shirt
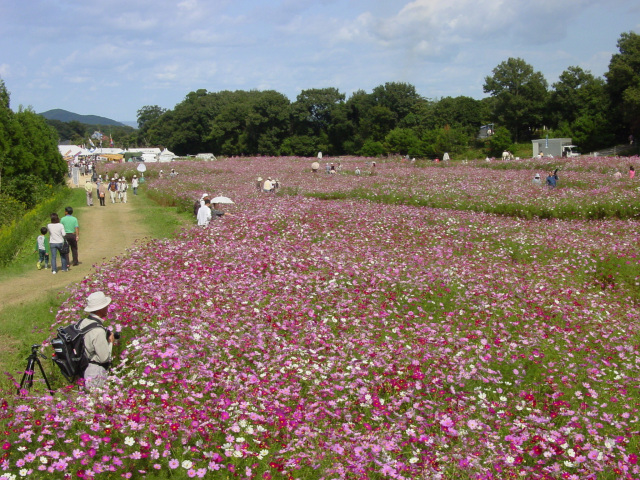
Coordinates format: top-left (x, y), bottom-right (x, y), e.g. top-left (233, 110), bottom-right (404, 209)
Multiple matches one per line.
top-left (47, 213), bottom-right (69, 274)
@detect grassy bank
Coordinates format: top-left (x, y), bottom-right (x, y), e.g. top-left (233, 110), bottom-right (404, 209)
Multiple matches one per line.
top-left (0, 186), bottom-right (192, 379)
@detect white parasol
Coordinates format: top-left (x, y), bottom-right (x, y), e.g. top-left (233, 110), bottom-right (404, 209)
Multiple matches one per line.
top-left (311, 161), bottom-right (319, 170)
top-left (211, 196), bottom-right (234, 204)
top-left (136, 163), bottom-right (147, 172)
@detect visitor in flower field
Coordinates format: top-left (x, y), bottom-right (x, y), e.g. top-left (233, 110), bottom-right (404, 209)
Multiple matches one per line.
top-left (533, 173), bottom-right (541, 185)
top-left (263, 177), bottom-right (273, 192)
top-left (61, 206), bottom-right (80, 266)
top-left (546, 170), bottom-right (558, 188)
top-left (194, 193), bottom-right (210, 217)
top-left (47, 212), bottom-right (69, 274)
top-left (256, 177), bottom-right (263, 191)
top-left (613, 170), bottom-right (622, 180)
top-left (355, 166), bottom-right (361, 175)
top-left (197, 198), bottom-right (212, 226)
top-left (79, 291), bottom-right (115, 389)
top-left (628, 166), bottom-right (635, 179)
top-left (132, 175), bottom-right (139, 195)
top-left (33, 226), bottom-right (50, 270)
top-left (211, 203), bottom-right (233, 219)
top-left (84, 179), bottom-right (93, 206)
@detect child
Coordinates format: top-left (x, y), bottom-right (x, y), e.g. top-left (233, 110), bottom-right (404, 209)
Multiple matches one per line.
top-left (34, 227), bottom-right (50, 270)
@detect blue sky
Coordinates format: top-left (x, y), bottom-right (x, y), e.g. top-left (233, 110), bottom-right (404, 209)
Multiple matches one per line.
top-left (1, 0), bottom-right (638, 124)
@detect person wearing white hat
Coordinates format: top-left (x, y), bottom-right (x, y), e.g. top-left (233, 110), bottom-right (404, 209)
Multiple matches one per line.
top-left (77, 291), bottom-right (115, 388)
top-left (132, 175), bottom-right (139, 195)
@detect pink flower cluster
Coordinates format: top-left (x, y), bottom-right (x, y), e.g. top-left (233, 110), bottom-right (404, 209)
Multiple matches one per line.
top-left (1, 157), bottom-right (639, 479)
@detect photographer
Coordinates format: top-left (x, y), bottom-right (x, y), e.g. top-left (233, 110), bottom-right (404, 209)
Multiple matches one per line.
top-left (78, 291), bottom-right (116, 389)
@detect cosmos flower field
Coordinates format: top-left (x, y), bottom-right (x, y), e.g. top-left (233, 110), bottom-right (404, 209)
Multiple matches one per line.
top-left (2, 156), bottom-right (639, 479)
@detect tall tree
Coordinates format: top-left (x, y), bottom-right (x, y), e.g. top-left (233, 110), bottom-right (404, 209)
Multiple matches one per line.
top-left (605, 31), bottom-right (640, 141)
top-left (137, 105), bottom-right (167, 146)
top-left (371, 82), bottom-right (422, 128)
top-left (483, 58), bottom-right (548, 142)
top-left (548, 66), bottom-right (612, 151)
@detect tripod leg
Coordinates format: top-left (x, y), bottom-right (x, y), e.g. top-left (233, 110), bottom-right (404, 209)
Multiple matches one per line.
top-left (34, 356), bottom-right (53, 393)
top-left (17, 357), bottom-right (36, 395)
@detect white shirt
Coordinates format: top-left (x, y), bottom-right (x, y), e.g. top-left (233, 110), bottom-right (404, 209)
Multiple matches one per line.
top-left (197, 205), bottom-right (212, 226)
top-left (47, 223), bottom-right (66, 243)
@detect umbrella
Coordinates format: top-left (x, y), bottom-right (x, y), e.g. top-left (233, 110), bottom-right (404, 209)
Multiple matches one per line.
top-left (136, 163), bottom-right (147, 172)
top-left (211, 196), bottom-right (234, 204)
top-left (311, 161), bottom-right (319, 170)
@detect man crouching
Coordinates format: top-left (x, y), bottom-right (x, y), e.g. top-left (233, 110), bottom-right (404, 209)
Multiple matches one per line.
top-left (79, 291), bottom-right (115, 389)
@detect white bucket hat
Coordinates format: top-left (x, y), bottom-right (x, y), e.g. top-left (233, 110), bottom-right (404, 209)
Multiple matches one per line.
top-left (84, 291), bottom-right (112, 312)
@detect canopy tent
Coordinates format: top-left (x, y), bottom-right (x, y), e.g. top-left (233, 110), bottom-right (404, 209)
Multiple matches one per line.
top-left (97, 153), bottom-right (124, 162)
top-left (158, 148), bottom-right (177, 163)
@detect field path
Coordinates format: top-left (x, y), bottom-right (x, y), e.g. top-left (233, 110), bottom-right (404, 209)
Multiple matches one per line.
top-left (0, 184), bottom-right (150, 312)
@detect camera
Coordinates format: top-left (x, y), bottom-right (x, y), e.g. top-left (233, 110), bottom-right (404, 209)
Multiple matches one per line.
top-left (106, 330), bottom-right (121, 340)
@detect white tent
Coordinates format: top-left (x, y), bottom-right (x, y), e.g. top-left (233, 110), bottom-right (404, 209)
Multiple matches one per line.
top-left (158, 148), bottom-right (177, 163)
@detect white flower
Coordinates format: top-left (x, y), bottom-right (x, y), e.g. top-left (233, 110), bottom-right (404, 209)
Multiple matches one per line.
top-left (181, 460), bottom-right (193, 469)
top-left (235, 437), bottom-right (245, 443)
top-left (124, 437), bottom-right (135, 446)
top-left (409, 457), bottom-right (418, 464)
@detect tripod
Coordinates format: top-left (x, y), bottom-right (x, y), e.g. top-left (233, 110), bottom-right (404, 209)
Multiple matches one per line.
top-left (17, 344), bottom-right (53, 395)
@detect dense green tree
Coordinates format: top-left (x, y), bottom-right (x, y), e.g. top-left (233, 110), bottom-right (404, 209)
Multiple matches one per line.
top-left (291, 88), bottom-right (345, 139)
top-left (137, 105), bottom-right (167, 146)
top-left (483, 58), bottom-right (548, 142)
top-left (245, 90), bottom-right (290, 155)
top-left (548, 66), bottom-right (613, 151)
top-left (371, 82), bottom-right (422, 128)
top-left (431, 96), bottom-right (491, 138)
top-left (0, 79), bottom-right (11, 192)
top-left (604, 31), bottom-right (640, 140)
top-left (384, 128), bottom-right (419, 155)
top-left (486, 126), bottom-right (513, 157)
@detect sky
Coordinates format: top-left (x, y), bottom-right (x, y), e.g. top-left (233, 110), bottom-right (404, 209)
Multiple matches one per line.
top-left (1, 0), bottom-right (639, 125)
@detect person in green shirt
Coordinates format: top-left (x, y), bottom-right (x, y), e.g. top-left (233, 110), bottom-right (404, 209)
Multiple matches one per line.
top-left (60, 206), bottom-right (80, 266)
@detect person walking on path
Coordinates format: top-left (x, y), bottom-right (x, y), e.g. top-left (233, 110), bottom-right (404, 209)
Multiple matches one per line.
top-left (47, 213), bottom-right (69, 274)
top-left (33, 227), bottom-right (50, 270)
top-left (98, 182), bottom-right (107, 206)
top-left (118, 179), bottom-right (128, 203)
top-left (61, 206), bottom-right (80, 266)
top-left (85, 180), bottom-right (94, 206)
top-left (132, 175), bottom-right (139, 195)
top-left (108, 178), bottom-right (118, 203)
top-left (78, 291), bottom-right (115, 389)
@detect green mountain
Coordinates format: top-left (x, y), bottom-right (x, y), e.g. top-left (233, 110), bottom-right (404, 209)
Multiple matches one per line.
top-left (39, 109), bottom-right (125, 127)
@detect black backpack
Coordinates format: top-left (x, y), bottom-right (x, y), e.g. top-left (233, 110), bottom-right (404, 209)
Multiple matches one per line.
top-left (51, 319), bottom-right (105, 381)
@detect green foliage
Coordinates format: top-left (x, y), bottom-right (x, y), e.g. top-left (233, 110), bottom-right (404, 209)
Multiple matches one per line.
top-left (384, 128), bottom-right (419, 155)
top-left (486, 126), bottom-right (513, 157)
top-left (0, 186), bottom-right (70, 266)
top-left (605, 31), bottom-right (640, 140)
top-left (359, 139), bottom-right (385, 157)
top-left (0, 193), bottom-right (25, 229)
top-left (3, 174), bottom-right (57, 209)
top-left (483, 57), bottom-right (548, 143)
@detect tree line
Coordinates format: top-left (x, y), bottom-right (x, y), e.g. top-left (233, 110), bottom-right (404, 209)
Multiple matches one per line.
top-left (0, 79), bottom-right (67, 227)
top-left (135, 31), bottom-right (639, 158)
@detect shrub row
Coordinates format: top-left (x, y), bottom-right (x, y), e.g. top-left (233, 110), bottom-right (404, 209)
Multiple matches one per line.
top-left (0, 186), bottom-right (71, 266)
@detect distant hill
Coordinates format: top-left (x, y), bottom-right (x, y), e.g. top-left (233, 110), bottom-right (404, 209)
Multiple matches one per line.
top-left (39, 109), bottom-right (126, 127)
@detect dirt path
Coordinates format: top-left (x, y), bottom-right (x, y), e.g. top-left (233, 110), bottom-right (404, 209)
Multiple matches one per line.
top-left (0, 184), bottom-right (150, 312)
